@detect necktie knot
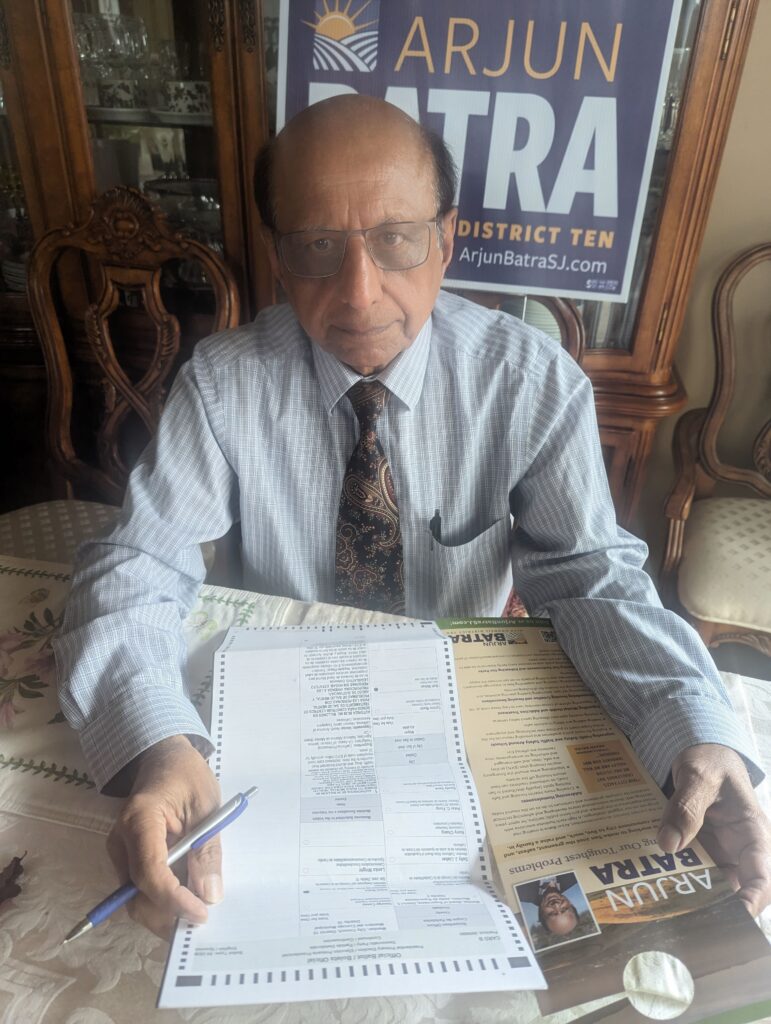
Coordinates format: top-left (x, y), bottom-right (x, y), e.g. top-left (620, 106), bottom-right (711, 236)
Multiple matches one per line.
top-left (347, 380), bottom-right (388, 428)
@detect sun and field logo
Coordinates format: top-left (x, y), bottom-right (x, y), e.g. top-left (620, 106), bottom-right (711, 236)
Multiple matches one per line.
top-left (303, 0), bottom-right (380, 72)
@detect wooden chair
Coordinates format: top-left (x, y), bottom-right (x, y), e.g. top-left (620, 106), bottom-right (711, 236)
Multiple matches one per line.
top-left (453, 289), bottom-right (586, 616)
top-left (0, 186), bottom-right (240, 567)
top-left (661, 243), bottom-right (771, 658)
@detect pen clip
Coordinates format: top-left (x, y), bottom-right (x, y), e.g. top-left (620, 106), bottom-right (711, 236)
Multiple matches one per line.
top-left (190, 794), bottom-right (250, 850)
top-left (429, 509), bottom-right (441, 549)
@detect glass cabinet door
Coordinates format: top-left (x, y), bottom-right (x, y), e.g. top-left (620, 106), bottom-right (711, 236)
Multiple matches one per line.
top-left (470, 0), bottom-right (703, 352)
top-left (0, 79), bottom-right (32, 296)
top-left (579, 0), bottom-right (702, 351)
top-left (69, 0), bottom-right (224, 294)
top-left (0, 71), bottom-right (47, 512)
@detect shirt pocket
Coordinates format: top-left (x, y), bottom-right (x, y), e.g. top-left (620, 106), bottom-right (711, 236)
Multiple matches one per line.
top-left (429, 516), bottom-right (512, 618)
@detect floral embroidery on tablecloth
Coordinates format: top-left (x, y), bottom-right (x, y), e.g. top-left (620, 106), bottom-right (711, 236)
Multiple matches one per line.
top-left (0, 606), bottom-right (61, 728)
top-left (186, 610), bottom-right (219, 642)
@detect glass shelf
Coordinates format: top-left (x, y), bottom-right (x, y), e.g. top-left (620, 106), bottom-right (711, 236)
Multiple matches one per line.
top-left (85, 105), bottom-right (212, 129)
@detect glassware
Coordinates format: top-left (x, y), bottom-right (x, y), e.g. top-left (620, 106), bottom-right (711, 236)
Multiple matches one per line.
top-left (72, 13), bottom-right (102, 103)
top-left (0, 160), bottom-right (33, 292)
top-left (79, 13), bottom-right (149, 109)
top-left (69, 0), bottom-right (224, 300)
top-left (157, 39), bottom-right (180, 81)
top-left (142, 175), bottom-right (223, 289)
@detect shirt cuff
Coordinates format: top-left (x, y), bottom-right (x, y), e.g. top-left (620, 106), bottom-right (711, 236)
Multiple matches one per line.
top-left (78, 685), bottom-right (214, 793)
top-left (629, 694), bottom-right (765, 789)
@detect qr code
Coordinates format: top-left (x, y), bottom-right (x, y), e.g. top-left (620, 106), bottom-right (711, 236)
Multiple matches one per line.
top-left (540, 629), bottom-right (557, 644)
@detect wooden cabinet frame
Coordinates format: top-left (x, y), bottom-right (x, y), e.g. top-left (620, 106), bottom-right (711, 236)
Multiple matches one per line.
top-left (584, 0), bottom-right (759, 521)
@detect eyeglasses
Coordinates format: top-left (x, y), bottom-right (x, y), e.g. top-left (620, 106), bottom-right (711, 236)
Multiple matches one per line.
top-left (275, 218), bottom-right (441, 278)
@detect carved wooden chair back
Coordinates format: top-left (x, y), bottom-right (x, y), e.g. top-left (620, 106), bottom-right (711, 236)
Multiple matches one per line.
top-left (695, 243), bottom-right (771, 496)
top-left (661, 242), bottom-right (771, 655)
top-left (27, 186), bottom-right (240, 504)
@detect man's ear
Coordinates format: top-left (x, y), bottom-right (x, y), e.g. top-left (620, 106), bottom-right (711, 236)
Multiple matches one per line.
top-left (439, 208), bottom-right (458, 274)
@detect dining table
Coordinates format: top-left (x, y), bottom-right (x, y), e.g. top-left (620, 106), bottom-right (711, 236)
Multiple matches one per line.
top-left (0, 551), bottom-right (769, 1024)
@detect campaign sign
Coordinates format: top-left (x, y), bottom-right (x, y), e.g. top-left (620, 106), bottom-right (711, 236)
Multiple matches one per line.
top-left (277, 1), bottom-right (682, 302)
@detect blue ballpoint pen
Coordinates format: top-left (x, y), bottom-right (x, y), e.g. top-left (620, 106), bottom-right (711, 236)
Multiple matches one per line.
top-left (62, 785), bottom-right (258, 945)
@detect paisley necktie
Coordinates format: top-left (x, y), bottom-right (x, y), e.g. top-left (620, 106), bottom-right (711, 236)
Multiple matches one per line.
top-left (334, 380), bottom-right (405, 614)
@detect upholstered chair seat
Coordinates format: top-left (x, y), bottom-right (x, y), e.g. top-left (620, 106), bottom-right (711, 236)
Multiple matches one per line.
top-left (0, 500), bottom-right (118, 563)
top-left (0, 498), bottom-right (217, 573)
top-left (677, 498), bottom-right (771, 634)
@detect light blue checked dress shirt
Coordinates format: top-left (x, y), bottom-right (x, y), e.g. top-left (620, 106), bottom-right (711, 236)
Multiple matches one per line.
top-left (54, 290), bottom-right (761, 793)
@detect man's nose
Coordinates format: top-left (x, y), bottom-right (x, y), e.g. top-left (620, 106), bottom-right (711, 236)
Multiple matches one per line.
top-left (336, 235), bottom-right (383, 308)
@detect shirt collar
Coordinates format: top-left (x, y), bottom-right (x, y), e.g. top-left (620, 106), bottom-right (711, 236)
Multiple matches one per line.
top-left (311, 314), bottom-right (433, 414)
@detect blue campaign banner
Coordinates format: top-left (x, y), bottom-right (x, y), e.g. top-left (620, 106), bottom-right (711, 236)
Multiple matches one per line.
top-left (277, 1), bottom-right (682, 303)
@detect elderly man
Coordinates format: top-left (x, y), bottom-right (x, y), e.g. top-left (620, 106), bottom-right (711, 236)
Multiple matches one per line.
top-left (56, 96), bottom-right (770, 939)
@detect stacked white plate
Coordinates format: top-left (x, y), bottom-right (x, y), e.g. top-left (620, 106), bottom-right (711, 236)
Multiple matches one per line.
top-left (1, 258), bottom-right (27, 292)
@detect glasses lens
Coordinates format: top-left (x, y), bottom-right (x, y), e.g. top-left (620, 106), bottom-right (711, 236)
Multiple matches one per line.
top-left (278, 221), bottom-right (435, 277)
top-left (280, 231), bottom-right (346, 277)
top-left (366, 221), bottom-right (432, 270)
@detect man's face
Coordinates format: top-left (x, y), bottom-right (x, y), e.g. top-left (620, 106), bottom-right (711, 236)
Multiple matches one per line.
top-left (267, 126), bottom-right (457, 376)
top-left (540, 885), bottom-right (579, 936)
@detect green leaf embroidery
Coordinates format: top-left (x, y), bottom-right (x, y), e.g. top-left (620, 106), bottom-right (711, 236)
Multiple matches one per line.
top-left (0, 754), bottom-right (94, 788)
top-left (0, 564), bottom-right (71, 581)
top-left (18, 686), bottom-right (44, 699)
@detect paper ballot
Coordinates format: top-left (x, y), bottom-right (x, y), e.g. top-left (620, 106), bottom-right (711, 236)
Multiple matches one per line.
top-left (159, 621), bottom-right (544, 1007)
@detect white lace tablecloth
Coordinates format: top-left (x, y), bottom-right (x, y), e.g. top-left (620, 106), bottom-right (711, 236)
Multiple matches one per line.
top-left (0, 555), bottom-right (769, 1024)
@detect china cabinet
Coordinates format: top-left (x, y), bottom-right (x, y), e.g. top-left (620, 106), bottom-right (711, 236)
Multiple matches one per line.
top-left (0, 0), bottom-right (760, 526)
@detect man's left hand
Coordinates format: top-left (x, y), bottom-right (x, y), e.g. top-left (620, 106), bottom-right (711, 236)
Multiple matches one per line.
top-left (657, 743), bottom-right (771, 916)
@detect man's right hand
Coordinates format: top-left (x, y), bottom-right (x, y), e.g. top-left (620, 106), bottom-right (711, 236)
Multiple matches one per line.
top-left (106, 735), bottom-right (222, 939)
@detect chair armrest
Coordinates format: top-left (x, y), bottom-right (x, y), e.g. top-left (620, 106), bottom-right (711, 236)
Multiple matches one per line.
top-left (660, 408), bottom-right (708, 587)
top-left (664, 408), bottom-right (708, 523)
